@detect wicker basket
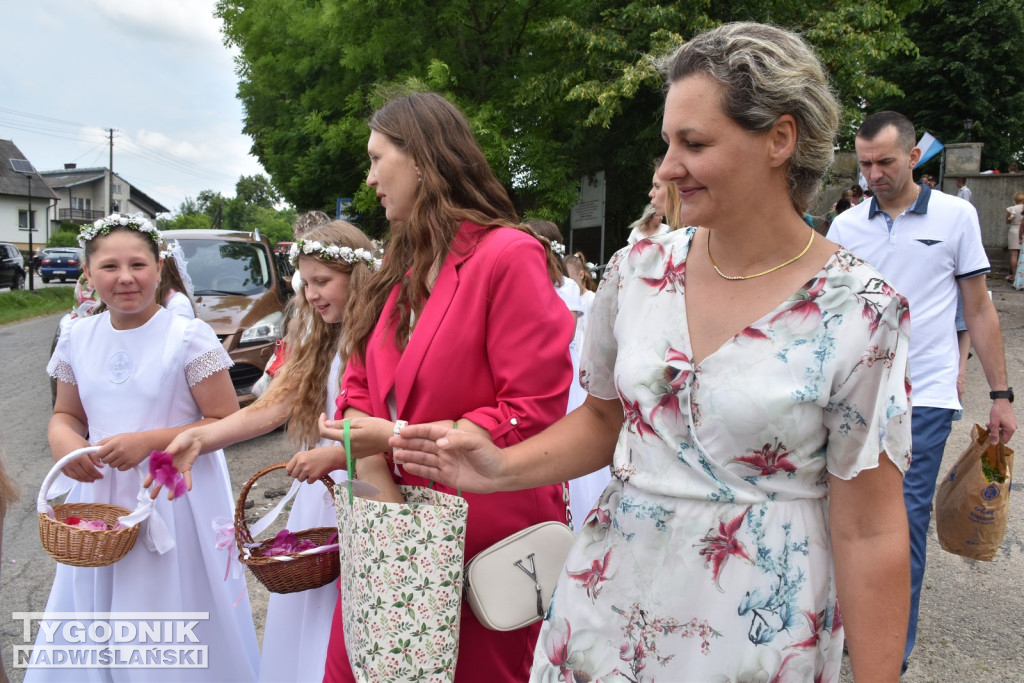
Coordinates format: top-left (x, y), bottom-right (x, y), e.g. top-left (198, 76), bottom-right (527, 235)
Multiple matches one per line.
top-left (235, 462), bottom-right (339, 594)
top-left (37, 447), bottom-right (141, 567)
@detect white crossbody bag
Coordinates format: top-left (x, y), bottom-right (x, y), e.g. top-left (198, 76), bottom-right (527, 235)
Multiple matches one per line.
top-left (464, 489), bottom-right (576, 632)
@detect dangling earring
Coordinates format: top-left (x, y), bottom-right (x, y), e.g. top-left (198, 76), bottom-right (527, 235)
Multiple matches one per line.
top-left (417, 171), bottom-right (422, 183)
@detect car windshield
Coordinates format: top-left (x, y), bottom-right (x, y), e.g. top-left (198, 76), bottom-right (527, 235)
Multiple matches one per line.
top-left (175, 239), bottom-right (273, 296)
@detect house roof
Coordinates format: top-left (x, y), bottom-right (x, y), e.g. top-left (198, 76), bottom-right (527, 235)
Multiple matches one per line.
top-left (129, 185), bottom-right (169, 215)
top-left (0, 139), bottom-right (60, 200)
top-left (38, 167), bottom-right (108, 189)
top-left (40, 165), bottom-right (169, 215)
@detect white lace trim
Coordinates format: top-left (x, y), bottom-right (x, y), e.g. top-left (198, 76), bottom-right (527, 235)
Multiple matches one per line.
top-left (185, 346), bottom-right (233, 387)
top-left (46, 357), bottom-right (77, 385)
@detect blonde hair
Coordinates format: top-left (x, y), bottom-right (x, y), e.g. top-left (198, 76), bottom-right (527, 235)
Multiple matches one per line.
top-left (0, 449), bottom-right (18, 517)
top-left (1014, 192), bottom-right (1024, 205)
top-left (658, 22), bottom-right (839, 213)
top-left (662, 179), bottom-right (683, 229)
top-left (258, 220), bottom-right (374, 448)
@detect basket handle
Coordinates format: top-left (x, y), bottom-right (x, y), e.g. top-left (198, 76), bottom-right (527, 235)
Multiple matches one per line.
top-left (234, 462), bottom-right (335, 550)
top-left (36, 446), bottom-right (174, 553)
top-left (36, 446), bottom-right (102, 514)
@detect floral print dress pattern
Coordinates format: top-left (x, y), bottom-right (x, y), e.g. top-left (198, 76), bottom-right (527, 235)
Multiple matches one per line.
top-left (531, 228), bottom-right (912, 683)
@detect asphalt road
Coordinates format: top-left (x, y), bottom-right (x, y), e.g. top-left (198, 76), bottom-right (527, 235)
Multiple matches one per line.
top-left (1, 275), bottom-right (1022, 682)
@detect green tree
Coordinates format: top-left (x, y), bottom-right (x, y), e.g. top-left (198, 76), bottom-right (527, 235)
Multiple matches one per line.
top-left (216, 0), bottom-right (916, 252)
top-left (869, 0), bottom-right (1024, 169)
top-left (158, 196), bottom-right (214, 231)
top-left (234, 173), bottom-right (280, 208)
top-left (197, 190), bottom-right (228, 228)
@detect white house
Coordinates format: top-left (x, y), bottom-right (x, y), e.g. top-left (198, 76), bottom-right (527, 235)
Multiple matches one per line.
top-left (40, 163), bottom-right (169, 235)
top-left (0, 139), bottom-right (60, 252)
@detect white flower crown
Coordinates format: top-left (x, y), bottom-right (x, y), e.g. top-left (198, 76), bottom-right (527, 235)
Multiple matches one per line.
top-left (551, 240), bottom-right (566, 257)
top-left (78, 213), bottom-right (163, 249)
top-left (289, 239), bottom-right (382, 271)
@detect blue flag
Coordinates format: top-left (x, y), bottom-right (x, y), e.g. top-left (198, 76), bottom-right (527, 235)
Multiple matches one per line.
top-left (915, 132), bottom-right (944, 167)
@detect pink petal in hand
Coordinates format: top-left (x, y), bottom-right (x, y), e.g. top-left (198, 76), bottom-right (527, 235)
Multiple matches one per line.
top-left (149, 450), bottom-right (187, 498)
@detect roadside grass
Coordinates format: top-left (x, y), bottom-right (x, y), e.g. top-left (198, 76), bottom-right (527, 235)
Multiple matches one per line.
top-left (0, 287), bottom-right (74, 325)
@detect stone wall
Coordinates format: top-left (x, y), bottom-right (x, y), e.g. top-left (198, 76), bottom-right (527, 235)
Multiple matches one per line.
top-left (812, 147), bottom-right (1024, 255)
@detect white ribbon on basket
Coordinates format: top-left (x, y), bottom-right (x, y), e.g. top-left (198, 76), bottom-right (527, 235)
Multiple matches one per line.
top-left (37, 446), bottom-right (175, 555)
top-left (233, 478), bottom-right (340, 563)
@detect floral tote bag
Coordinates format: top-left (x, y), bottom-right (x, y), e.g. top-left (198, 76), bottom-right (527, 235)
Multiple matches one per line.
top-left (335, 421), bottom-right (468, 682)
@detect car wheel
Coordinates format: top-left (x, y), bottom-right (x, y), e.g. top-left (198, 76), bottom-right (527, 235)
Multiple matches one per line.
top-left (41, 277), bottom-right (50, 284)
top-left (60, 278), bottom-right (67, 283)
top-left (12, 272), bottom-right (24, 290)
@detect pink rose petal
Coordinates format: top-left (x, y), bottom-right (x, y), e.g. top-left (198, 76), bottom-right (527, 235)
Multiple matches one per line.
top-left (149, 450), bottom-right (187, 498)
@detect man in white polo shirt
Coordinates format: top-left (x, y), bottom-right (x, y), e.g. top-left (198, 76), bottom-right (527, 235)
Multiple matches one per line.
top-left (827, 110), bottom-right (1017, 674)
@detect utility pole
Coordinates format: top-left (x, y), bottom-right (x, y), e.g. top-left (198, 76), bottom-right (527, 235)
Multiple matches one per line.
top-left (25, 173), bottom-right (35, 291)
top-left (108, 128), bottom-right (116, 214)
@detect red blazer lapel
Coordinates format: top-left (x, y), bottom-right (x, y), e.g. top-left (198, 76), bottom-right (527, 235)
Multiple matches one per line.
top-left (368, 285), bottom-right (403, 416)
top-left (393, 222), bottom-right (482, 416)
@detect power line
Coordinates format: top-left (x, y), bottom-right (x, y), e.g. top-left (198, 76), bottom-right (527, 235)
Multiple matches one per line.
top-left (0, 107), bottom-right (247, 186)
top-left (0, 107), bottom-right (89, 128)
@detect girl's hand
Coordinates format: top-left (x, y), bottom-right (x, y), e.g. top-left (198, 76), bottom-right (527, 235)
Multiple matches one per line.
top-left (59, 449), bottom-right (103, 483)
top-left (391, 424), bottom-right (505, 493)
top-left (318, 414), bottom-right (392, 459)
top-left (95, 433), bottom-right (151, 471)
top-left (144, 430), bottom-right (204, 499)
top-left (144, 431), bottom-right (205, 500)
top-left (287, 445), bottom-right (345, 483)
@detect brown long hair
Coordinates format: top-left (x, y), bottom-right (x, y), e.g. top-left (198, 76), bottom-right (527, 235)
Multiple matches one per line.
top-left (522, 219), bottom-right (570, 284)
top-left (345, 92), bottom-right (549, 361)
top-left (156, 244), bottom-right (196, 315)
top-left (565, 251), bottom-right (597, 292)
top-left (259, 220), bottom-right (375, 448)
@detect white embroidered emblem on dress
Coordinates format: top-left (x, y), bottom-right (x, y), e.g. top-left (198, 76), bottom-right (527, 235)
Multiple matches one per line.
top-left (106, 350), bottom-right (133, 384)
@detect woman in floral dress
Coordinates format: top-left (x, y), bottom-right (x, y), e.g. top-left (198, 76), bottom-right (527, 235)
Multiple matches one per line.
top-left (393, 22), bottom-right (912, 682)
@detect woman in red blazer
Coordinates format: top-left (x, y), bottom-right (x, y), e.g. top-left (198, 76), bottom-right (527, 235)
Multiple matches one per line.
top-left (308, 92), bottom-right (574, 682)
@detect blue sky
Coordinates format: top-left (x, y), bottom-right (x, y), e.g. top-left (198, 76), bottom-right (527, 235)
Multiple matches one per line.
top-left (0, 0), bottom-right (264, 213)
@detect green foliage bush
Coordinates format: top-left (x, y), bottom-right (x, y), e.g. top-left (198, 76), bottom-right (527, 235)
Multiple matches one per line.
top-left (0, 287), bottom-right (75, 325)
top-left (47, 225), bottom-right (80, 248)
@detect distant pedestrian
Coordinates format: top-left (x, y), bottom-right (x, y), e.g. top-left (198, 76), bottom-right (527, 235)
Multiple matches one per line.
top-left (1006, 192), bottom-right (1024, 281)
top-left (955, 177), bottom-right (972, 203)
top-left (827, 110), bottom-right (1017, 675)
top-left (627, 159), bottom-right (674, 244)
top-left (850, 183), bottom-right (865, 205)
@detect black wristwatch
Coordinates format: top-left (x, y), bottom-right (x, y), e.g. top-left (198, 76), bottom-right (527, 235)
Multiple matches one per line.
top-left (989, 388), bottom-right (1014, 403)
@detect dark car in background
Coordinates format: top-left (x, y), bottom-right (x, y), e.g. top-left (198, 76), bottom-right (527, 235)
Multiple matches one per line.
top-left (163, 230), bottom-right (293, 403)
top-left (0, 242), bottom-right (26, 290)
top-left (39, 248), bottom-right (84, 283)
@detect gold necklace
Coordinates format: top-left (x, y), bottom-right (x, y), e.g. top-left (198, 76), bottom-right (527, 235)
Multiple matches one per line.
top-left (707, 229), bottom-right (815, 281)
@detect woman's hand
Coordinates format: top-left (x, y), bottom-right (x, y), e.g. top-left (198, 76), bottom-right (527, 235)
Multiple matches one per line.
top-left (318, 414), bottom-right (393, 459)
top-left (391, 423), bottom-right (505, 493)
top-left (287, 445), bottom-right (345, 483)
top-left (95, 433), bottom-right (152, 471)
top-left (59, 449), bottom-right (103, 483)
top-left (144, 429), bottom-right (205, 500)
